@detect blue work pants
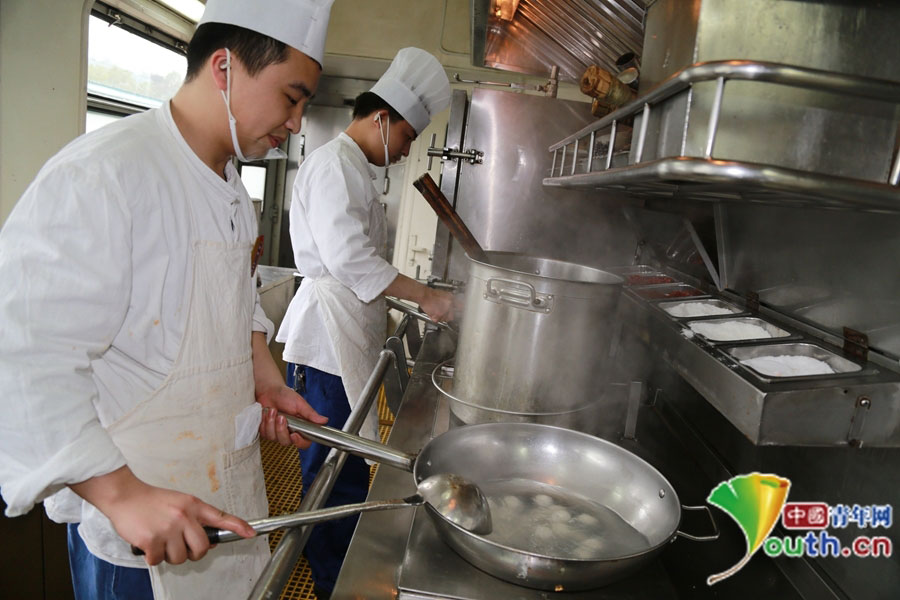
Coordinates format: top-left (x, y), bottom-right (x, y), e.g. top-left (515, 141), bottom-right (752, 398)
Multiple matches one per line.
top-left (67, 523), bottom-right (153, 600)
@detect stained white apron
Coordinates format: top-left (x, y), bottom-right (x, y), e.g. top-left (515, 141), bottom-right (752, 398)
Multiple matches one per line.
top-left (309, 276), bottom-right (385, 441)
top-left (306, 201), bottom-right (389, 442)
top-left (105, 228), bottom-right (269, 598)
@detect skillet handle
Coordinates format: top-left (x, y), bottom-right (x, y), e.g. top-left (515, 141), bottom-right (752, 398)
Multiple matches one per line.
top-left (674, 505), bottom-right (720, 542)
top-left (284, 414), bottom-right (416, 472)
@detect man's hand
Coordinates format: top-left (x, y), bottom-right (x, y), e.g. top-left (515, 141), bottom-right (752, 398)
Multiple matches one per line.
top-left (69, 466), bottom-right (255, 566)
top-left (418, 287), bottom-right (456, 323)
top-left (256, 387), bottom-right (328, 449)
top-left (383, 273), bottom-right (460, 323)
top-left (251, 331), bottom-right (327, 448)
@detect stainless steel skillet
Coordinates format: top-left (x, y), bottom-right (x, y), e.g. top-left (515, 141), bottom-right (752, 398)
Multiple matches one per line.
top-left (287, 418), bottom-right (718, 591)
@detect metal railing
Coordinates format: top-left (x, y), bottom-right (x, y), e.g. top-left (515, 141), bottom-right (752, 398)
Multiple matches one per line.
top-left (547, 60), bottom-right (900, 186)
top-left (247, 346), bottom-right (405, 600)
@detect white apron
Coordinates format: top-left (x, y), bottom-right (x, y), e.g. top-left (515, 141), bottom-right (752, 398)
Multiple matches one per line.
top-left (305, 202), bottom-right (389, 442)
top-left (105, 226), bottom-right (269, 598)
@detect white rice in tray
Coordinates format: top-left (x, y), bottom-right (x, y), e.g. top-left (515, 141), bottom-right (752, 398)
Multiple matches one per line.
top-left (741, 355), bottom-right (836, 377)
top-left (689, 320), bottom-right (773, 341)
top-left (664, 301), bottom-right (736, 318)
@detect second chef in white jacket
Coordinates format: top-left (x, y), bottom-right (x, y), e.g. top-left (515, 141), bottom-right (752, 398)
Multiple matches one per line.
top-left (275, 47), bottom-right (455, 597)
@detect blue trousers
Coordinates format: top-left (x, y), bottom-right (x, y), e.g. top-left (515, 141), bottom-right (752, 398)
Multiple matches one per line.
top-left (67, 523), bottom-right (153, 600)
top-left (288, 364), bottom-right (370, 594)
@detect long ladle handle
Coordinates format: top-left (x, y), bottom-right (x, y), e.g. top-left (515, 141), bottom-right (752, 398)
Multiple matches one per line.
top-left (413, 173), bottom-right (490, 264)
top-left (132, 494), bottom-right (423, 554)
top-left (284, 415), bottom-right (416, 472)
top-left (209, 494), bottom-right (423, 544)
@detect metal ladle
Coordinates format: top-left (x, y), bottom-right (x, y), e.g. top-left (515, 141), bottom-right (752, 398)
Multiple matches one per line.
top-left (132, 473), bottom-right (490, 555)
top-left (210, 472), bottom-right (490, 544)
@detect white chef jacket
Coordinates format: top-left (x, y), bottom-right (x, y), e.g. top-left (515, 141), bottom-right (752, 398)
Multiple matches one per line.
top-left (276, 132), bottom-right (398, 374)
top-left (0, 102), bottom-right (273, 530)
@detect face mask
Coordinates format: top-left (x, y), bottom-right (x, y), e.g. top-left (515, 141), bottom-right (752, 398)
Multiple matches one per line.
top-left (220, 48), bottom-right (287, 162)
top-left (375, 112), bottom-right (390, 194)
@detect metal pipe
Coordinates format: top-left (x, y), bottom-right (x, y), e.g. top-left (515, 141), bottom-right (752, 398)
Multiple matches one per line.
top-left (587, 131), bottom-right (595, 172)
top-left (704, 76), bottom-right (726, 159)
top-left (635, 104), bottom-right (651, 164)
top-left (890, 148), bottom-right (900, 186)
top-left (683, 217), bottom-right (722, 291)
top-left (605, 120), bottom-right (618, 170)
top-left (571, 139), bottom-right (579, 175)
top-left (247, 349), bottom-right (397, 600)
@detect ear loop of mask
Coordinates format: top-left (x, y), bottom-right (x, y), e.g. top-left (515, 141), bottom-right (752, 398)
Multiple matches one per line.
top-left (376, 112), bottom-right (391, 194)
top-left (220, 48), bottom-right (287, 163)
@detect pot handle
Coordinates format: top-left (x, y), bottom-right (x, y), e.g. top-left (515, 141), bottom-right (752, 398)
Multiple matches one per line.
top-left (485, 278), bottom-right (553, 313)
top-left (284, 414), bottom-right (416, 472)
top-left (674, 505), bottom-right (720, 542)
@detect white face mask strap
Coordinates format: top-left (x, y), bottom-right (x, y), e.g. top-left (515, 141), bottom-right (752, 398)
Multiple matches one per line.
top-left (377, 113), bottom-right (391, 194)
top-left (220, 48), bottom-right (250, 162)
top-left (378, 113), bottom-right (391, 167)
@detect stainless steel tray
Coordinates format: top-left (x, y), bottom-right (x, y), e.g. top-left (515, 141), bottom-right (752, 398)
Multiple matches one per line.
top-left (658, 298), bottom-right (746, 320)
top-left (608, 264), bottom-right (680, 287)
top-left (725, 342), bottom-right (864, 383)
top-left (630, 283), bottom-right (707, 301)
top-left (686, 317), bottom-right (794, 345)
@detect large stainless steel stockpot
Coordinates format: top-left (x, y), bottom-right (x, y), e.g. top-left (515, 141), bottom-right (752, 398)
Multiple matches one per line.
top-left (453, 252), bottom-right (623, 426)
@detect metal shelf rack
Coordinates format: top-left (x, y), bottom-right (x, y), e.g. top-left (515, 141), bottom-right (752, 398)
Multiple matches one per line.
top-left (543, 61), bottom-right (900, 212)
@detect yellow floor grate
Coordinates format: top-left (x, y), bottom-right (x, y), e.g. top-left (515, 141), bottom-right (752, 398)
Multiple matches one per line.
top-left (260, 389), bottom-right (395, 600)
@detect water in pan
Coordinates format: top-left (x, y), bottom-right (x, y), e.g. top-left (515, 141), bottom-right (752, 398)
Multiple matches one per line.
top-left (479, 478), bottom-right (650, 560)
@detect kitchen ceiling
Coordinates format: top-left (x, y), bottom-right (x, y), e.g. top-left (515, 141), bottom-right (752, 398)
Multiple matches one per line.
top-left (472, 0), bottom-right (651, 83)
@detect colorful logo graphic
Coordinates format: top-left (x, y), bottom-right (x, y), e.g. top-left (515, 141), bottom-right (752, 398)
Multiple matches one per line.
top-left (706, 473), bottom-right (791, 585)
top-left (705, 474), bottom-right (893, 585)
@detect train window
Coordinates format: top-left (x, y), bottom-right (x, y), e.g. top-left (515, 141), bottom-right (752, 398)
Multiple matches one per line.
top-left (86, 14), bottom-right (186, 130)
top-left (241, 166), bottom-right (268, 203)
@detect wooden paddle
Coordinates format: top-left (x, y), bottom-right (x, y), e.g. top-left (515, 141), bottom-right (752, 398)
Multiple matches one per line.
top-left (413, 173), bottom-right (490, 264)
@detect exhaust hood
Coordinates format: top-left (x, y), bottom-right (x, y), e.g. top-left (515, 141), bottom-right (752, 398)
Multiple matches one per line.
top-left (471, 0), bottom-right (650, 83)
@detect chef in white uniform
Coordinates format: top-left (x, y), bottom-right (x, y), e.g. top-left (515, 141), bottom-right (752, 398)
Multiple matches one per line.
top-left (275, 47), bottom-right (455, 596)
top-left (0, 1), bottom-right (334, 599)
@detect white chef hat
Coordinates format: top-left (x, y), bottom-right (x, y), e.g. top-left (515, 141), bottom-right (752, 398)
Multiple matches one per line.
top-left (198, 0), bottom-right (334, 65)
top-left (370, 48), bottom-right (451, 135)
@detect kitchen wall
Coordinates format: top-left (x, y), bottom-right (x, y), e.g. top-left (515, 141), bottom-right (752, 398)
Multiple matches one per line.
top-left (0, 0), bottom-right (92, 225)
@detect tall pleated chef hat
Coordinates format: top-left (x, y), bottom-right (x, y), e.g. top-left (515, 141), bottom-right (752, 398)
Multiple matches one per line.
top-left (198, 0), bottom-right (334, 65)
top-left (370, 48), bottom-right (451, 135)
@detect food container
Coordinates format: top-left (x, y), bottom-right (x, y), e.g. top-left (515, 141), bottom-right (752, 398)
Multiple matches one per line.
top-left (687, 317), bottom-right (792, 344)
top-left (726, 342), bottom-right (864, 381)
top-left (626, 273), bottom-right (677, 286)
top-left (633, 284), bottom-right (706, 300)
top-left (659, 299), bottom-right (744, 320)
top-left (608, 265), bottom-right (662, 275)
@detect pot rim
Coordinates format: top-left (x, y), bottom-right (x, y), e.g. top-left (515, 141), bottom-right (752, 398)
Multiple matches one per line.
top-left (467, 251), bottom-right (624, 289)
